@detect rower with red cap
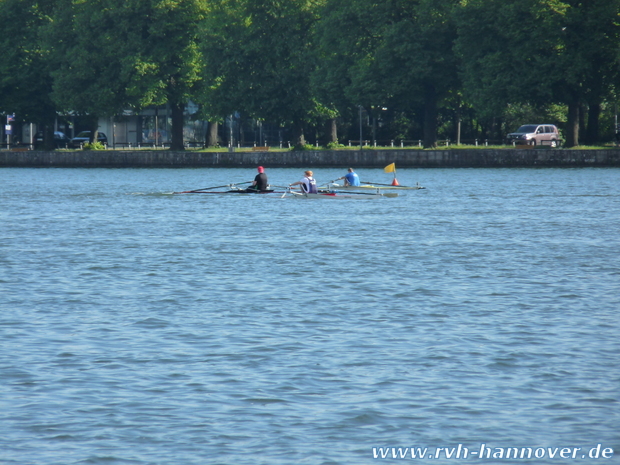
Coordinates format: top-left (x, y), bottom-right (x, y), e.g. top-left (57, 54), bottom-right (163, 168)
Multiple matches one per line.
top-left (246, 166), bottom-right (269, 192)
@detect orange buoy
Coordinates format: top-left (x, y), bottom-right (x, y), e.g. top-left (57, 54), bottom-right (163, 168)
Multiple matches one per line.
top-left (391, 178), bottom-right (400, 186)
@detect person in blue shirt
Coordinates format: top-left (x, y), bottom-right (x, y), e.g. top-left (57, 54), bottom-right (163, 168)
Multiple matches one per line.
top-left (336, 167), bottom-right (360, 186)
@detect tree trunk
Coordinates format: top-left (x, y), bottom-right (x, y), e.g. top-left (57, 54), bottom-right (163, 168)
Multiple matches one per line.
top-left (579, 103), bottom-right (587, 144)
top-left (208, 121), bottom-right (219, 147)
top-left (88, 115), bottom-right (99, 146)
top-left (585, 102), bottom-right (600, 146)
top-left (43, 123), bottom-right (55, 151)
top-left (170, 101), bottom-right (185, 151)
top-left (423, 84), bottom-right (438, 148)
top-left (328, 118), bottom-right (338, 144)
top-left (291, 121), bottom-right (306, 148)
top-left (566, 97), bottom-right (580, 148)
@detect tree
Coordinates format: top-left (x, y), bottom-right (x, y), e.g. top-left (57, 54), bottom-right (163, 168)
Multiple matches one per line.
top-left (314, 0), bottom-right (461, 148)
top-left (122, 0), bottom-right (206, 150)
top-left (201, 0), bottom-right (324, 147)
top-left (45, 0), bottom-right (206, 150)
top-left (557, 0), bottom-right (620, 146)
top-left (0, 0), bottom-right (58, 148)
top-left (456, 0), bottom-right (620, 147)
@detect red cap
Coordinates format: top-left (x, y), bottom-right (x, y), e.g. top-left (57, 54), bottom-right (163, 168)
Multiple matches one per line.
top-left (257, 166), bottom-right (264, 173)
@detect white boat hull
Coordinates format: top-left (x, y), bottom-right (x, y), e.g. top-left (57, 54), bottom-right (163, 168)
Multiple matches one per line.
top-left (287, 191), bottom-right (397, 199)
top-left (326, 183), bottom-right (424, 190)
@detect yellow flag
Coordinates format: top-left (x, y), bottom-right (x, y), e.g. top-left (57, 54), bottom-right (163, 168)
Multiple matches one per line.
top-left (384, 163), bottom-right (396, 173)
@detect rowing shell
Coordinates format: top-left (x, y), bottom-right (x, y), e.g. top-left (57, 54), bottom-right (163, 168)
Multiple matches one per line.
top-left (325, 183), bottom-right (424, 190)
top-left (175, 188), bottom-right (276, 194)
top-left (287, 191), bottom-right (397, 199)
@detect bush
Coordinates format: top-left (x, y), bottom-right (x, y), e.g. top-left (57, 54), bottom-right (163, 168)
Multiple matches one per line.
top-left (327, 141), bottom-right (345, 149)
top-left (290, 143), bottom-right (316, 151)
top-left (83, 141), bottom-right (106, 150)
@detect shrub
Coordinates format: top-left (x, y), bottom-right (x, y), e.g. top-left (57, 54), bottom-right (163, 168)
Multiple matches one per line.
top-left (83, 141), bottom-right (106, 150)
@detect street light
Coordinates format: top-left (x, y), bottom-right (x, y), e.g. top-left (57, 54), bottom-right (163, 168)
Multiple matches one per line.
top-left (358, 105), bottom-right (363, 150)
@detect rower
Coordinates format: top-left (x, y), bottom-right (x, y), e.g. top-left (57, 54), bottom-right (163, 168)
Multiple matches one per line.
top-left (334, 167), bottom-right (360, 186)
top-left (246, 166), bottom-right (268, 192)
top-left (289, 170), bottom-right (318, 193)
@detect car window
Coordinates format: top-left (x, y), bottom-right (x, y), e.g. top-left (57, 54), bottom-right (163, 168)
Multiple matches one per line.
top-left (517, 125), bottom-right (537, 133)
top-left (76, 131), bottom-right (90, 137)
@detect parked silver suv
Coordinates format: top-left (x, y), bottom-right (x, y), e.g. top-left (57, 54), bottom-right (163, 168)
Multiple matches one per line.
top-left (507, 124), bottom-right (560, 147)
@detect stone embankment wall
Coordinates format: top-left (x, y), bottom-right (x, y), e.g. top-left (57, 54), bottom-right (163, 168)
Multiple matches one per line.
top-left (1, 148), bottom-right (619, 168)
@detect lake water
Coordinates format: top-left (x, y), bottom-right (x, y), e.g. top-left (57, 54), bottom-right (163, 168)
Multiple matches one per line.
top-left (1, 167), bottom-right (619, 465)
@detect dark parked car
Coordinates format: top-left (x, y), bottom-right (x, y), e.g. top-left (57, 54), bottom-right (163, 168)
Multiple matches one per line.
top-left (506, 124), bottom-right (560, 147)
top-left (70, 131), bottom-right (108, 148)
top-left (35, 131), bottom-right (71, 148)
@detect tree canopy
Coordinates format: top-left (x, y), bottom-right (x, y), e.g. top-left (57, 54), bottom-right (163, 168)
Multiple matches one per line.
top-left (1, 0), bottom-right (619, 148)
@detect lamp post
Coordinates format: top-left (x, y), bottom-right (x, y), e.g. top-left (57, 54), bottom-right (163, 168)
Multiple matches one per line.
top-left (358, 105), bottom-right (363, 150)
top-left (6, 113), bottom-right (15, 149)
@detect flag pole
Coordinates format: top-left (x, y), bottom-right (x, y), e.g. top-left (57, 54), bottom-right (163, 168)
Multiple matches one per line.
top-left (392, 168), bottom-right (399, 186)
top-left (384, 163), bottom-right (399, 186)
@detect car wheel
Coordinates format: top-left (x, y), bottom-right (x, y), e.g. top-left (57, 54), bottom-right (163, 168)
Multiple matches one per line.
top-left (531, 140), bottom-right (536, 146)
top-left (550, 139), bottom-right (558, 148)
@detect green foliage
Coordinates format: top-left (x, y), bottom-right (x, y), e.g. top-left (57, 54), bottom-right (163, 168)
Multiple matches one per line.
top-left (200, 0), bottom-right (324, 145)
top-left (314, 0), bottom-right (460, 147)
top-left (83, 141), bottom-right (106, 150)
top-left (40, 0), bottom-right (206, 150)
top-left (455, 0), bottom-right (620, 145)
top-left (326, 141), bottom-right (345, 149)
top-left (0, 0), bottom-right (56, 128)
top-left (2, 0), bottom-right (620, 148)
top-left (290, 143), bottom-right (317, 151)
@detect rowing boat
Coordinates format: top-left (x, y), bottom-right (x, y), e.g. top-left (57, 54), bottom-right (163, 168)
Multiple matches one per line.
top-left (287, 190), bottom-right (397, 199)
top-left (187, 189), bottom-right (276, 194)
top-left (174, 186), bottom-right (276, 194)
top-left (174, 183), bottom-right (404, 198)
top-left (325, 182), bottom-right (425, 190)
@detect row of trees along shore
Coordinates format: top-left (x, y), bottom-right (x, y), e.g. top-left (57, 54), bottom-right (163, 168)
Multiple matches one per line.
top-left (1, 0), bottom-right (619, 150)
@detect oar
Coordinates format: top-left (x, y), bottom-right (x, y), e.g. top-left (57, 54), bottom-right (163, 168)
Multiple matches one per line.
top-left (175, 181), bottom-right (251, 194)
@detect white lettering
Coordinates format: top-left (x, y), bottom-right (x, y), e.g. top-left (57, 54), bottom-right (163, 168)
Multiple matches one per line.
top-left (393, 448), bottom-right (409, 459)
top-left (479, 444), bottom-right (491, 459)
top-left (373, 444), bottom-right (609, 460)
top-left (590, 444), bottom-right (602, 459)
top-left (456, 444), bottom-right (469, 458)
top-left (372, 448), bottom-right (390, 459)
top-left (558, 448), bottom-right (570, 458)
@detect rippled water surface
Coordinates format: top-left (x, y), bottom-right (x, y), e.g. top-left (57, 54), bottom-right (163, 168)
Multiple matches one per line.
top-left (1, 167), bottom-right (619, 464)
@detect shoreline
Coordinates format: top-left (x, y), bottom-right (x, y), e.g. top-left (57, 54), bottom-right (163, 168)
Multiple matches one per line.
top-left (1, 148), bottom-right (619, 168)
